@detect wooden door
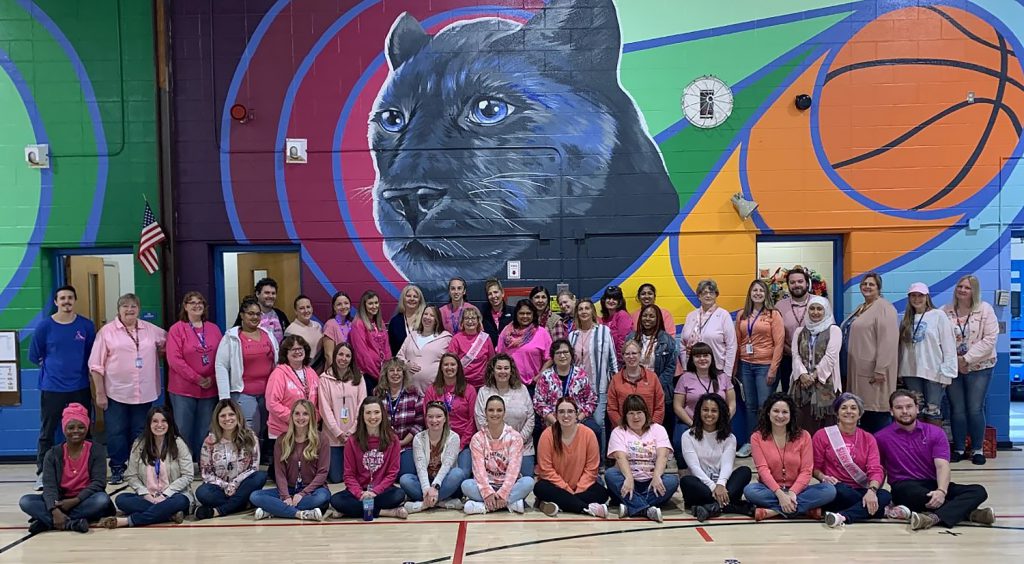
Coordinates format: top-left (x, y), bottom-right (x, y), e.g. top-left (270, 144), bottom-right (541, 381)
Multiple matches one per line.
top-left (234, 252), bottom-right (300, 317)
top-left (67, 256), bottom-right (106, 328)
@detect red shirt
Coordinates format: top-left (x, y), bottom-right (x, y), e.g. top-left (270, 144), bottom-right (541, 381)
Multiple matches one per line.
top-left (241, 333), bottom-right (275, 395)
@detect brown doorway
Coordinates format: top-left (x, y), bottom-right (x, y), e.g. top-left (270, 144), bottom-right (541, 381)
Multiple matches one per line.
top-left (220, 250), bottom-right (300, 325)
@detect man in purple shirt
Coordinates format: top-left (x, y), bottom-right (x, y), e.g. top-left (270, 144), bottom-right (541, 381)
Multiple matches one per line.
top-left (876, 389), bottom-right (993, 530)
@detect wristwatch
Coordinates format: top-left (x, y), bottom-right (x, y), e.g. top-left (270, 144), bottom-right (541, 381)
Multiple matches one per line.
top-left (868, 485), bottom-right (879, 492)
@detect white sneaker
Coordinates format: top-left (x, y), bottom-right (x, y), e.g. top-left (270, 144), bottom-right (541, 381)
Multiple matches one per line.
top-left (508, 499), bottom-right (525, 514)
top-left (463, 501), bottom-right (487, 515)
top-left (824, 512), bottom-right (846, 528)
top-left (539, 501), bottom-right (560, 517)
top-left (404, 501), bottom-right (424, 514)
top-left (736, 444), bottom-right (752, 458)
top-left (297, 508), bottom-right (323, 521)
top-left (646, 507), bottom-right (663, 523)
top-left (254, 508), bottom-right (271, 521)
top-left (884, 504), bottom-right (911, 521)
top-left (618, 504), bottom-right (628, 519)
top-left (440, 498), bottom-right (464, 511)
top-left (33, 475), bottom-right (44, 491)
top-left (586, 503), bottom-right (609, 519)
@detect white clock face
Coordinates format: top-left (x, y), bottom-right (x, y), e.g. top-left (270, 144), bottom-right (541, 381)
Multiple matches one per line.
top-left (682, 76), bottom-right (733, 129)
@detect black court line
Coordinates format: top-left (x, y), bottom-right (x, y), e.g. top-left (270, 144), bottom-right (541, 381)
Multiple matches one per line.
top-left (0, 533), bottom-right (32, 555)
top-left (414, 519), bottom-right (1022, 563)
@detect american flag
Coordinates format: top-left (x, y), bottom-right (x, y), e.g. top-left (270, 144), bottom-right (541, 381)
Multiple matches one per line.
top-left (138, 202), bottom-right (166, 274)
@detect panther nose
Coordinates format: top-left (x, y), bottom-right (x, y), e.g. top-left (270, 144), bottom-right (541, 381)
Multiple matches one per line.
top-left (383, 186), bottom-right (448, 233)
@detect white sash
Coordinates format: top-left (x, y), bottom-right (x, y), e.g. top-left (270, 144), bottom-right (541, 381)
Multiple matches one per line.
top-left (461, 333), bottom-right (489, 366)
top-left (825, 425), bottom-right (870, 488)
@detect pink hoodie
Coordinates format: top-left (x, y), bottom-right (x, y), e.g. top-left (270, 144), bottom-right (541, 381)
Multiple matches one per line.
top-left (265, 364), bottom-right (320, 439)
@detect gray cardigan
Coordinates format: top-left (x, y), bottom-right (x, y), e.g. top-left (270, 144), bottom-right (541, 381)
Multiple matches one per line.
top-left (40, 442), bottom-right (109, 510)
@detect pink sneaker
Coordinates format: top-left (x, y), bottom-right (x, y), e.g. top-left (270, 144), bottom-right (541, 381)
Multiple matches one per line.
top-left (885, 504), bottom-right (911, 521)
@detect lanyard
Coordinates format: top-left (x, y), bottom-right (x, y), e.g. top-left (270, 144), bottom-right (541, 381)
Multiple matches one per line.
top-left (154, 458), bottom-right (161, 479)
top-left (955, 309), bottom-right (972, 339)
top-left (912, 313), bottom-right (925, 343)
top-left (448, 304), bottom-right (463, 332)
top-left (443, 389), bottom-right (455, 413)
top-left (696, 373), bottom-right (714, 395)
top-left (291, 367), bottom-right (310, 399)
top-left (560, 366), bottom-right (575, 397)
top-left (295, 458), bottom-right (304, 490)
top-left (124, 323), bottom-right (140, 354)
top-left (192, 324), bottom-right (207, 350)
top-left (387, 389), bottom-right (404, 420)
top-left (746, 308), bottom-right (763, 338)
top-left (790, 301), bottom-right (808, 326)
top-left (697, 306), bottom-right (715, 335)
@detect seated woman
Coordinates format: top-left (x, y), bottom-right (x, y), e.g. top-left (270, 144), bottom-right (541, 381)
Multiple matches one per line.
top-left (331, 397), bottom-right (408, 519)
top-left (475, 354), bottom-right (536, 476)
top-left (679, 394), bottom-right (752, 521)
top-left (249, 400), bottom-right (330, 521)
top-left (400, 401), bottom-right (466, 513)
top-left (102, 407), bottom-right (193, 528)
top-left (605, 395), bottom-right (679, 522)
top-left (461, 395), bottom-right (535, 514)
top-left (195, 399), bottom-right (268, 519)
top-left (534, 339), bottom-right (600, 441)
top-left (423, 353), bottom-right (478, 475)
top-left (813, 392), bottom-right (894, 528)
top-left (535, 397), bottom-right (609, 518)
top-left (19, 403), bottom-right (114, 534)
top-left (743, 392), bottom-right (836, 521)
top-left (672, 341), bottom-right (735, 470)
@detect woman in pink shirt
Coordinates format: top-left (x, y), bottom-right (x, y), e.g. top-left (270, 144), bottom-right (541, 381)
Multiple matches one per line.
top-left (630, 283), bottom-right (676, 337)
top-left (166, 291), bottom-right (223, 464)
top-left (599, 285), bottom-right (632, 366)
top-left (318, 342), bottom-right (366, 483)
top-left (266, 335), bottom-right (320, 441)
top-left (397, 305), bottom-right (453, 393)
top-left (322, 291), bottom-right (354, 366)
top-left (743, 392), bottom-right (835, 521)
top-left (447, 307), bottom-right (495, 389)
top-left (330, 397), bottom-right (408, 519)
top-left (88, 293), bottom-right (167, 485)
top-left (440, 276), bottom-right (478, 334)
top-left (497, 300), bottom-right (553, 390)
top-left (349, 290), bottom-right (389, 394)
top-left (460, 395), bottom-right (535, 514)
top-left (678, 279), bottom-right (736, 378)
top-left (813, 393), bottom-right (892, 527)
top-left (735, 280), bottom-right (785, 458)
top-left (424, 353), bottom-right (478, 476)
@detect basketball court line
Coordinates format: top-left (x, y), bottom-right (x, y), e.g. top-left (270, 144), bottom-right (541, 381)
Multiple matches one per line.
top-left (695, 526), bottom-right (714, 542)
top-left (0, 534), bottom-right (32, 555)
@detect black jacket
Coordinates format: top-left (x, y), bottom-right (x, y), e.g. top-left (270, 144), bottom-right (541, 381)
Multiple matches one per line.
top-left (479, 302), bottom-right (514, 346)
top-left (41, 442), bottom-right (110, 510)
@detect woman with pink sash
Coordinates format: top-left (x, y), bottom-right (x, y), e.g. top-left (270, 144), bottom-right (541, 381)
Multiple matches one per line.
top-left (812, 392), bottom-right (896, 527)
top-left (447, 307), bottom-right (495, 389)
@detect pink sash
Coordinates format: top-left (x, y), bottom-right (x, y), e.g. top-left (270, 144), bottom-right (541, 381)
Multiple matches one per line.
top-left (461, 333), bottom-right (489, 366)
top-left (825, 425), bottom-right (869, 488)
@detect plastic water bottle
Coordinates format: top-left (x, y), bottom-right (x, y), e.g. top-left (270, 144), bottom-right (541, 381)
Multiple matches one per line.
top-left (362, 496), bottom-right (374, 521)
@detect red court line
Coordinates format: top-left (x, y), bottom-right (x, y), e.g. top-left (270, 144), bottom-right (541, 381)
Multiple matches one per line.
top-left (695, 527), bottom-right (714, 542)
top-left (452, 521), bottom-right (468, 564)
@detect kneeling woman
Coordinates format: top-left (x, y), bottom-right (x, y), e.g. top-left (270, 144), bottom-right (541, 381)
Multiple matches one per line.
top-left (19, 403), bottom-right (114, 533)
top-left (400, 401), bottom-right (467, 513)
top-left (249, 400), bottom-right (330, 521)
top-left (813, 392), bottom-right (893, 528)
top-left (331, 397), bottom-right (408, 519)
top-left (605, 395), bottom-right (679, 522)
top-left (743, 392), bottom-right (836, 521)
top-left (679, 394), bottom-right (752, 521)
top-left (195, 399), bottom-right (267, 519)
top-left (461, 395), bottom-right (535, 514)
top-left (535, 397), bottom-right (609, 518)
top-left (103, 407), bottom-right (194, 528)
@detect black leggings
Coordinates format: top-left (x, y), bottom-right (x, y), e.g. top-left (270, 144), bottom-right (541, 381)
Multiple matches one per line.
top-left (679, 466), bottom-right (752, 509)
top-left (533, 480), bottom-right (609, 514)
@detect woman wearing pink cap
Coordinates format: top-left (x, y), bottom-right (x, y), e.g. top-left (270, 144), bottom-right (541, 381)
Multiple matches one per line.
top-left (19, 403), bottom-right (114, 533)
top-left (898, 282), bottom-right (957, 425)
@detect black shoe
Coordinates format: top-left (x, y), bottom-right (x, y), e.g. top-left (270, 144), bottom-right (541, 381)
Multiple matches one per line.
top-left (28, 520), bottom-right (49, 535)
top-left (64, 518), bottom-right (89, 533)
top-left (692, 505), bottom-right (709, 522)
top-left (951, 451), bottom-right (966, 463)
top-left (725, 500), bottom-right (753, 516)
top-left (972, 453), bottom-right (987, 465)
top-left (194, 506), bottom-right (215, 521)
top-left (108, 469), bottom-right (125, 485)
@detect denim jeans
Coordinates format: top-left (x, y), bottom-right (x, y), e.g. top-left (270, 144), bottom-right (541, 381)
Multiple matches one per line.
top-left (105, 399), bottom-right (153, 472)
top-left (115, 492), bottom-right (191, 527)
top-left (604, 468), bottom-right (679, 516)
top-left (232, 393), bottom-right (266, 438)
top-left (743, 482), bottom-right (836, 517)
top-left (400, 448), bottom-right (416, 477)
top-left (519, 455), bottom-right (536, 478)
top-left (19, 492), bottom-right (114, 529)
top-left (195, 471), bottom-right (267, 516)
top-left (461, 477), bottom-right (535, 506)
top-left (400, 468), bottom-right (467, 502)
top-left (456, 447), bottom-right (473, 476)
top-left (330, 486), bottom-right (405, 517)
top-left (740, 362), bottom-right (772, 445)
top-left (902, 377), bottom-right (945, 419)
top-left (822, 483), bottom-right (892, 524)
top-left (328, 446), bottom-right (345, 484)
top-left (249, 486), bottom-right (331, 518)
top-left (947, 367), bottom-right (993, 452)
top-left (169, 393), bottom-right (218, 461)
top-left (36, 388), bottom-right (93, 474)
top-left (672, 423), bottom-right (691, 467)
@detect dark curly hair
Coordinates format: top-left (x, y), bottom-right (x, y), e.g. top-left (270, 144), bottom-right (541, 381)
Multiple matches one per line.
top-left (755, 392), bottom-right (801, 442)
top-left (689, 393), bottom-right (731, 442)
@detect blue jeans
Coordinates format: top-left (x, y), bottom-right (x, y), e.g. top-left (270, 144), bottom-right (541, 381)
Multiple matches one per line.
top-left (947, 367), bottom-right (993, 452)
top-left (232, 392), bottom-right (266, 438)
top-left (400, 468), bottom-right (467, 502)
top-left (902, 377), bottom-right (945, 419)
top-left (461, 477), bottom-right (535, 505)
top-left (743, 482), bottom-right (836, 517)
top-left (400, 448), bottom-right (416, 477)
top-left (823, 483), bottom-right (892, 524)
top-left (105, 399), bottom-right (153, 472)
top-left (169, 393), bottom-right (218, 460)
top-left (249, 486), bottom-right (330, 519)
top-left (330, 486), bottom-right (406, 517)
top-left (328, 446), bottom-right (345, 484)
top-left (672, 423), bottom-right (691, 467)
top-left (195, 471), bottom-right (267, 516)
top-left (19, 492), bottom-right (114, 529)
top-left (457, 447), bottom-right (473, 476)
top-left (604, 467), bottom-right (679, 516)
top-left (740, 362), bottom-right (772, 446)
top-left (519, 455), bottom-right (536, 478)
top-left (115, 492), bottom-right (191, 527)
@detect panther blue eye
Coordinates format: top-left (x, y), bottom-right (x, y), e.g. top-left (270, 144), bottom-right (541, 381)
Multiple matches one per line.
top-left (469, 98), bottom-right (513, 126)
top-left (377, 109), bottom-right (407, 133)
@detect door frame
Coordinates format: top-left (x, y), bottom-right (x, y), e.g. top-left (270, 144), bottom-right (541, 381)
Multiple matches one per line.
top-left (52, 247), bottom-right (135, 289)
top-left (213, 244), bottom-right (301, 328)
top-left (755, 234), bottom-right (845, 322)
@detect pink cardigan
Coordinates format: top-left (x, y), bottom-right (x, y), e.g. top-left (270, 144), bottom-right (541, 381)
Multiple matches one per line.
top-left (790, 326), bottom-right (842, 393)
top-left (750, 430), bottom-right (813, 494)
top-left (678, 306), bottom-right (736, 377)
top-left (317, 374), bottom-right (366, 447)
top-left (265, 364), bottom-right (320, 439)
top-left (397, 331), bottom-right (453, 393)
top-left (166, 321), bottom-right (222, 399)
top-left (349, 320), bottom-right (389, 381)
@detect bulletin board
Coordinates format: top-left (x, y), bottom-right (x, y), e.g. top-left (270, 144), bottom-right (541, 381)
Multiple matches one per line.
top-left (0, 331), bottom-right (21, 406)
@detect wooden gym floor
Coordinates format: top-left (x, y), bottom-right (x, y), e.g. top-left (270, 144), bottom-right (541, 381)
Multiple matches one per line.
top-left (1, 455), bottom-right (1021, 563)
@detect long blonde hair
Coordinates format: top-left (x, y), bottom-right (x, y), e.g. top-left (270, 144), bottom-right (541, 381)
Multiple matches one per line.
top-left (279, 400), bottom-right (320, 462)
top-left (396, 284), bottom-right (426, 328)
top-left (950, 274), bottom-right (981, 312)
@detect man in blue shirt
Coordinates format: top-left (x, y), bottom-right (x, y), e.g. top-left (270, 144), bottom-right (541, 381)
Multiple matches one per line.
top-left (29, 285), bottom-right (96, 490)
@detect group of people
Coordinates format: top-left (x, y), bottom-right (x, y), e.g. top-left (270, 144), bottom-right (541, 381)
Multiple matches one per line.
top-left (20, 271), bottom-right (998, 533)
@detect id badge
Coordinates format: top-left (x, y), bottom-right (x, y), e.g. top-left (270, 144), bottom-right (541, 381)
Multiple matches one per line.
top-left (744, 343), bottom-right (754, 355)
top-left (201, 354), bottom-right (210, 366)
top-left (340, 407), bottom-right (350, 424)
top-left (135, 357), bottom-right (143, 369)
top-left (957, 343), bottom-right (968, 356)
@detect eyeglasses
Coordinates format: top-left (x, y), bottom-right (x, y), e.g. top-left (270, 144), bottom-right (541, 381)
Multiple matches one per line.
top-left (186, 301), bottom-right (204, 307)
top-left (556, 409), bottom-right (577, 415)
top-left (554, 350), bottom-right (572, 356)
top-left (288, 347), bottom-right (305, 353)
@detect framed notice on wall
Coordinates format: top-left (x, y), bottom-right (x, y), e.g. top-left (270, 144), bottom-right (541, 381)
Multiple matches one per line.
top-left (0, 331), bottom-right (21, 405)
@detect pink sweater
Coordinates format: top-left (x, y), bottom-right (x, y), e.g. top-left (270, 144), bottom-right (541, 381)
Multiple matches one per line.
top-left (447, 331), bottom-right (495, 389)
top-left (424, 383), bottom-right (478, 450)
top-left (317, 374), bottom-right (366, 447)
top-left (750, 430), bottom-right (813, 493)
top-left (496, 326), bottom-right (552, 385)
top-left (601, 310), bottom-right (633, 365)
top-left (266, 365), bottom-right (320, 439)
top-left (812, 427), bottom-right (884, 487)
top-left (166, 321), bottom-right (222, 399)
top-left (470, 424), bottom-right (524, 499)
top-left (343, 433), bottom-right (401, 498)
top-left (349, 320), bottom-right (389, 381)
top-left (397, 331), bottom-right (453, 393)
